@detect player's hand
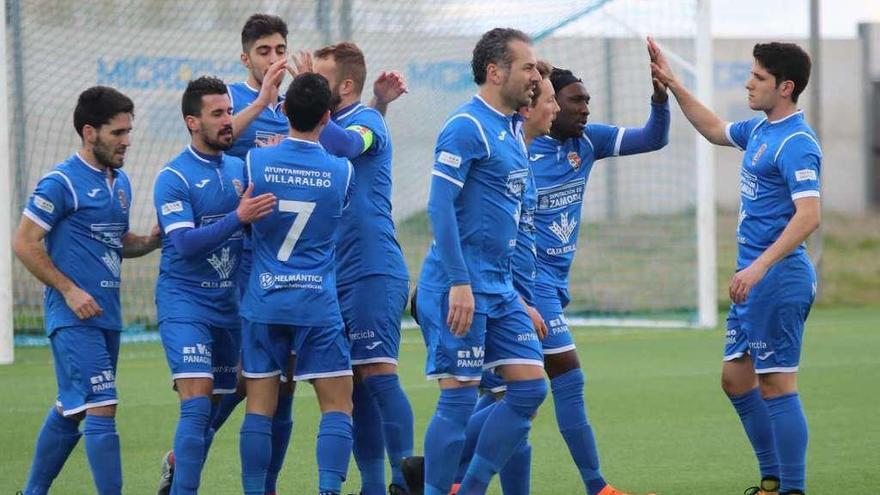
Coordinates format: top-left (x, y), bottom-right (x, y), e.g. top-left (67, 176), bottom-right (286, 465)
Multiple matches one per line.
top-left (647, 36), bottom-right (677, 90)
top-left (236, 183), bottom-right (277, 224)
top-left (148, 223), bottom-right (162, 250)
top-left (729, 261), bottom-right (768, 304)
top-left (256, 58), bottom-right (287, 107)
top-left (372, 71), bottom-right (408, 105)
top-left (525, 304), bottom-right (548, 340)
top-left (256, 134), bottom-right (285, 147)
top-left (288, 50), bottom-right (314, 77)
top-left (63, 285), bottom-right (103, 320)
top-left (447, 284), bottom-right (475, 336)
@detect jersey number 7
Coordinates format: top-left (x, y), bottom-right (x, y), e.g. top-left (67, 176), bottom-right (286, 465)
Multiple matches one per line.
top-left (276, 200), bottom-right (316, 261)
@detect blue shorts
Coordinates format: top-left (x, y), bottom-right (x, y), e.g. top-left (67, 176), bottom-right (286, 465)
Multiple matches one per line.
top-left (339, 275), bottom-right (409, 366)
top-left (50, 326), bottom-right (120, 417)
top-left (723, 255), bottom-right (816, 373)
top-left (533, 285), bottom-right (576, 355)
top-left (159, 319), bottom-right (241, 394)
top-left (241, 318), bottom-right (352, 382)
top-left (479, 370), bottom-right (507, 394)
top-left (416, 287), bottom-right (544, 382)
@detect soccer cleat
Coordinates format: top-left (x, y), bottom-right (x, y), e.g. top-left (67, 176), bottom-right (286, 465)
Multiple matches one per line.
top-left (156, 449), bottom-right (175, 495)
top-left (448, 483), bottom-right (460, 494)
top-left (389, 484), bottom-right (411, 495)
top-left (400, 456), bottom-right (424, 495)
top-left (743, 476), bottom-right (780, 495)
top-left (596, 485), bottom-right (656, 495)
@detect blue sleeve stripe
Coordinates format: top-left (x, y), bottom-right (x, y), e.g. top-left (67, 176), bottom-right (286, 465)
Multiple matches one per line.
top-left (612, 127), bottom-right (626, 156)
top-left (792, 190), bottom-right (820, 200)
top-left (724, 122), bottom-right (743, 151)
top-left (159, 167), bottom-right (190, 188)
top-left (164, 221), bottom-right (195, 235)
top-left (431, 170), bottom-right (464, 188)
top-left (23, 208), bottom-right (52, 231)
top-left (46, 171), bottom-right (78, 211)
top-left (440, 113), bottom-right (490, 158)
top-left (773, 131), bottom-right (822, 161)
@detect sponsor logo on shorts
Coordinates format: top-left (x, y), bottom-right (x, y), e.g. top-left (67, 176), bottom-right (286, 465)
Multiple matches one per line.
top-left (517, 332), bottom-right (539, 342)
top-left (456, 346), bottom-right (485, 368)
top-left (349, 329), bottom-right (376, 341)
top-left (89, 370), bottom-right (116, 392)
top-left (725, 328), bottom-right (737, 345)
top-left (756, 350), bottom-right (775, 361)
top-left (365, 341), bottom-right (383, 350)
top-left (183, 343), bottom-right (212, 364)
top-left (548, 317), bottom-right (570, 336)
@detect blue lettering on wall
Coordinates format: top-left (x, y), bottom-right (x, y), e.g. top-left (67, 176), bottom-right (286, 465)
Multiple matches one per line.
top-left (97, 56), bottom-right (241, 90)
top-left (408, 61), bottom-right (472, 92)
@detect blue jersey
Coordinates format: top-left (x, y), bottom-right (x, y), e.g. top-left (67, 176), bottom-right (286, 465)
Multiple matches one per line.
top-left (530, 124), bottom-right (622, 292)
top-left (153, 146), bottom-right (246, 327)
top-left (511, 168), bottom-right (537, 305)
top-left (725, 110), bottom-right (821, 269)
top-left (419, 95), bottom-right (530, 294)
top-left (333, 103), bottom-right (408, 285)
top-left (23, 154), bottom-right (131, 335)
top-left (240, 138), bottom-right (353, 326)
top-left (226, 82), bottom-right (289, 160)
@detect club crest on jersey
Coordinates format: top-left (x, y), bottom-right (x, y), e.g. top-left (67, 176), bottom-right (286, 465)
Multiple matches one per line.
top-left (116, 188), bottom-right (128, 212)
top-left (567, 151), bottom-right (582, 170)
top-left (751, 143), bottom-right (767, 166)
top-left (549, 212), bottom-right (577, 244)
top-left (207, 247), bottom-right (237, 280)
top-left (232, 178), bottom-right (244, 197)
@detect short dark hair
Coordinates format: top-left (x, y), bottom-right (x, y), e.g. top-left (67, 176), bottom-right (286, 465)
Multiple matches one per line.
top-left (529, 60), bottom-right (553, 107)
top-left (182, 76), bottom-right (228, 118)
top-left (471, 27), bottom-right (531, 85)
top-left (241, 13), bottom-right (288, 52)
top-left (753, 42), bottom-right (811, 103)
top-left (314, 42), bottom-right (367, 95)
top-left (284, 73), bottom-right (331, 132)
top-left (73, 86), bottom-right (134, 138)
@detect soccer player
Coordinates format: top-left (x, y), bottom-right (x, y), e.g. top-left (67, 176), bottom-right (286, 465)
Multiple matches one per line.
top-left (451, 59), bottom-right (559, 495)
top-left (414, 28), bottom-right (546, 495)
top-left (285, 41), bottom-right (413, 495)
top-left (649, 38), bottom-right (819, 495)
top-left (525, 57), bottom-right (669, 495)
top-left (238, 72), bottom-right (354, 495)
top-left (14, 86), bottom-right (161, 495)
top-left (152, 76), bottom-right (277, 495)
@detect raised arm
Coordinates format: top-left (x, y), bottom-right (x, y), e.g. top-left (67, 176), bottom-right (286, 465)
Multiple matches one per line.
top-left (648, 36), bottom-right (732, 147)
top-left (369, 70), bottom-right (408, 117)
top-left (231, 58), bottom-right (287, 142)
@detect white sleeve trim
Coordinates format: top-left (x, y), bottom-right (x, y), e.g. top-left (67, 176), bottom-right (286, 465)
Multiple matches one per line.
top-left (432, 170), bottom-right (464, 188)
top-left (439, 113), bottom-right (491, 158)
top-left (159, 167), bottom-right (190, 188)
top-left (23, 208), bottom-right (52, 231)
top-left (46, 171), bottom-right (78, 211)
top-left (612, 127), bottom-right (626, 156)
top-left (245, 152), bottom-right (253, 185)
top-left (724, 122), bottom-right (744, 151)
top-left (791, 190), bottom-right (820, 200)
top-left (774, 131), bottom-right (823, 162)
top-left (164, 221), bottom-right (195, 234)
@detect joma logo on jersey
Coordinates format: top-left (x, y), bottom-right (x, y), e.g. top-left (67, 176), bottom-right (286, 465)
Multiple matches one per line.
top-left (549, 212), bottom-right (578, 244)
top-left (195, 179), bottom-right (211, 188)
top-left (207, 247), bottom-right (237, 280)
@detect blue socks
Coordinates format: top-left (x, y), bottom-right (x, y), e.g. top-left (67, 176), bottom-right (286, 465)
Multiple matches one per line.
top-left (240, 413), bottom-right (273, 495)
top-left (766, 393), bottom-right (808, 494)
top-left (551, 368), bottom-right (606, 495)
top-left (172, 396), bottom-right (212, 495)
top-left (364, 373), bottom-right (414, 490)
top-left (23, 407), bottom-right (81, 495)
top-left (83, 415), bottom-right (122, 495)
top-left (317, 411), bottom-right (353, 494)
top-left (729, 388), bottom-right (779, 480)
top-left (499, 439), bottom-right (532, 495)
top-left (458, 378), bottom-right (547, 495)
top-left (424, 387), bottom-right (478, 495)
top-left (211, 392), bottom-right (244, 431)
top-left (266, 393), bottom-right (294, 493)
top-left (456, 395), bottom-right (497, 483)
top-left (353, 382), bottom-right (386, 495)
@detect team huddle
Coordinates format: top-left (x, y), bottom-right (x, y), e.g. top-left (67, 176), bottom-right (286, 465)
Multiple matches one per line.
top-left (14, 12), bottom-right (821, 495)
